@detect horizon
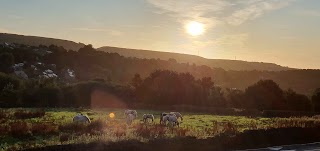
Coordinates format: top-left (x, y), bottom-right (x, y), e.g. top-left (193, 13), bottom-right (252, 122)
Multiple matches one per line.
top-left (0, 0), bottom-right (320, 69)
top-left (0, 32), bottom-right (310, 70)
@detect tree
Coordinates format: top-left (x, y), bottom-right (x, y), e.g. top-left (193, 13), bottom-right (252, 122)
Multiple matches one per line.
top-left (0, 73), bottom-right (21, 107)
top-left (312, 88), bottom-right (320, 111)
top-left (78, 44), bottom-right (95, 53)
top-left (284, 89), bottom-right (312, 111)
top-left (0, 52), bottom-right (14, 73)
top-left (131, 73), bottom-right (142, 89)
top-left (245, 80), bottom-right (286, 110)
top-left (226, 88), bottom-right (246, 108)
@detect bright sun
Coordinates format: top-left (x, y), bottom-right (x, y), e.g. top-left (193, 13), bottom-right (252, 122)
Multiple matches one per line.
top-left (186, 21), bottom-right (205, 36)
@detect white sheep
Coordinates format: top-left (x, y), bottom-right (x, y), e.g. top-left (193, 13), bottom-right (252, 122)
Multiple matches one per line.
top-left (142, 114), bottom-right (154, 123)
top-left (124, 110), bottom-right (138, 118)
top-left (126, 113), bottom-right (137, 125)
top-left (73, 113), bottom-right (91, 123)
top-left (170, 112), bottom-right (183, 121)
top-left (160, 112), bottom-right (170, 124)
top-left (162, 114), bottom-right (179, 127)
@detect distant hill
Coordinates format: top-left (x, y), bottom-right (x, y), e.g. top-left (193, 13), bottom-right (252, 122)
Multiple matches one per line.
top-left (0, 33), bottom-right (292, 71)
top-left (98, 46), bottom-right (293, 71)
top-left (1, 41), bottom-right (319, 95)
top-left (0, 33), bottom-right (85, 51)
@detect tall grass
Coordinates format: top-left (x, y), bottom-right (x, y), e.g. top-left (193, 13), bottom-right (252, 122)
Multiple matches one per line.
top-left (2, 108), bottom-right (320, 151)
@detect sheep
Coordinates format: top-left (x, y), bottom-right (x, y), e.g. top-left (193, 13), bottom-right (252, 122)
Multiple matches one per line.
top-left (170, 112), bottom-right (183, 121)
top-left (160, 112), bottom-right (183, 124)
top-left (162, 114), bottom-right (179, 127)
top-left (142, 114), bottom-right (154, 123)
top-left (126, 113), bottom-right (137, 125)
top-left (73, 113), bottom-right (91, 123)
top-left (124, 110), bottom-right (138, 118)
top-left (160, 112), bottom-right (170, 124)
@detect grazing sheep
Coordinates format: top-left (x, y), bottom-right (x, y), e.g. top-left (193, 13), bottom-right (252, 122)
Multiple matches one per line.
top-left (162, 114), bottom-right (179, 127)
top-left (73, 113), bottom-right (91, 123)
top-left (126, 113), bottom-right (137, 125)
top-left (124, 110), bottom-right (138, 118)
top-left (142, 114), bottom-right (154, 123)
top-left (160, 112), bottom-right (170, 124)
top-left (160, 112), bottom-right (183, 124)
top-left (170, 112), bottom-right (183, 121)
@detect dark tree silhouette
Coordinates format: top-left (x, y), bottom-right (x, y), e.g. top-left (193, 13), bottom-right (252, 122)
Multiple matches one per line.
top-left (131, 73), bottom-right (142, 89)
top-left (245, 80), bottom-right (286, 110)
top-left (0, 52), bottom-right (14, 73)
top-left (284, 89), bottom-right (312, 111)
top-left (312, 88), bottom-right (320, 111)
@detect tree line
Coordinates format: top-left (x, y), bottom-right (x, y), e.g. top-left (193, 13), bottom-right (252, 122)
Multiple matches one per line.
top-left (1, 69), bottom-right (320, 112)
top-left (2, 43), bottom-right (320, 95)
top-left (1, 44), bottom-right (320, 112)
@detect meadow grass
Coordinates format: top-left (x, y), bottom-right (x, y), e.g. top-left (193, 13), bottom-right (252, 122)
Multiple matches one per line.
top-left (1, 108), bottom-right (320, 150)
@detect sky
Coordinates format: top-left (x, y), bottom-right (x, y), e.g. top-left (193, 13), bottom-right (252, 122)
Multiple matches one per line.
top-left (0, 0), bottom-right (319, 69)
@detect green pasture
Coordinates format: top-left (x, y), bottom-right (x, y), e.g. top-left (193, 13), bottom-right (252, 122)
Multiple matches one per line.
top-left (1, 108), bottom-right (320, 150)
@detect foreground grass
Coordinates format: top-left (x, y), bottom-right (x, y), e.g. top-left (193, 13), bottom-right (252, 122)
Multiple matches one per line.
top-left (1, 108), bottom-right (320, 150)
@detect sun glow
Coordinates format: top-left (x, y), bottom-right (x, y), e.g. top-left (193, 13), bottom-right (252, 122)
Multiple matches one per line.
top-left (109, 112), bottom-right (115, 118)
top-left (186, 21), bottom-right (205, 36)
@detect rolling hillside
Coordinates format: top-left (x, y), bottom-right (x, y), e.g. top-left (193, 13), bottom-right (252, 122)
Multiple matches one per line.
top-left (0, 33), bottom-right (292, 71)
top-left (0, 33), bottom-right (85, 51)
top-left (98, 46), bottom-right (292, 71)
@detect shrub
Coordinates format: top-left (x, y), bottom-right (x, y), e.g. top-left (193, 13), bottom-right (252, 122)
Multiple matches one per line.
top-left (31, 123), bottom-right (58, 135)
top-left (0, 110), bottom-right (8, 119)
top-left (221, 122), bottom-right (237, 136)
top-left (9, 121), bottom-right (30, 137)
top-left (59, 133), bottom-right (70, 144)
top-left (59, 122), bottom-right (86, 133)
top-left (87, 119), bottom-right (106, 132)
top-left (114, 128), bottom-right (126, 137)
top-left (173, 127), bottom-right (189, 137)
top-left (13, 110), bottom-right (45, 119)
top-left (0, 124), bottom-right (10, 135)
top-left (134, 124), bottom-right (167, 138)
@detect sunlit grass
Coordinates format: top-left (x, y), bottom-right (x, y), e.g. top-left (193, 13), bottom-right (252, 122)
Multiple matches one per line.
top-left (1, 108), bottom-right (320, 150)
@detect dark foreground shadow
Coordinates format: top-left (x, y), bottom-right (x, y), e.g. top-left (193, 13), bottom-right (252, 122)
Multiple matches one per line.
top-left (24, 127), bottom-right (320, 151)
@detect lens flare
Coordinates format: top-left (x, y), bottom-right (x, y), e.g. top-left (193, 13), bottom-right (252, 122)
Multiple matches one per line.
top-left (109, 112), bottom-right (115, 118)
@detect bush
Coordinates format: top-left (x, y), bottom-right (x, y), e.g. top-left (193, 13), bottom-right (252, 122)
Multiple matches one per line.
top-left (134, 124), bottom-right (167, 138)
top-left (0, 73), bottom-right (21, 90)
top-left (0, 110), bottom-right (9, 119)
top-left (87, 119), bottom-right (106, 132)
top-left (0, 73), bottom-right (21, 107)
top-left (14, 110), bottom-right (45, 119)
top-left (59, 122), bottom-right (87, 133)
top-left (31, 123), bottom-right (58, 135)
top-left (9, 121), bottom-right (30, 137)
top-left (0, 124), bottom-right (10, 135)
top-left (20, 87), bottom-right (64, 107)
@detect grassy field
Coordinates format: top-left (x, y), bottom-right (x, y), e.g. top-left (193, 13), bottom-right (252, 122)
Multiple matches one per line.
top-left (1, 108), bottom-right (320, 151)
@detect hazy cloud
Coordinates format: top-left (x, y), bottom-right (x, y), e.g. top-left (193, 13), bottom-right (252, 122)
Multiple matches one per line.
top-left (226, 0), bottom-right (294, 25)
top-left (146, 0), bottom-right (294, 27)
